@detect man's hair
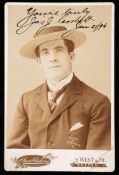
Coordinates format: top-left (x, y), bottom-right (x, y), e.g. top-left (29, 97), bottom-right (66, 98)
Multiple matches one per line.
top-left (35, 39), bottom-right (74, 57)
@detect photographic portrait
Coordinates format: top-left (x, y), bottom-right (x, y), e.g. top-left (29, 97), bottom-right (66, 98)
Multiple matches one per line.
top-left (5, 2), bottom-right (114, 172)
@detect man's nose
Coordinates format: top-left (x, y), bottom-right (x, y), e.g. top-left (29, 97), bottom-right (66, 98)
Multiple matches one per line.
top-left (49, 51), bottom-right (57, 62)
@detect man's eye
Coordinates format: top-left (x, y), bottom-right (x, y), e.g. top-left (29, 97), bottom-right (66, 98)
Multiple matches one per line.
top-left (56, 48), bottom-right (63, 53)
top-left (41, 50), bottom-right (49, 55)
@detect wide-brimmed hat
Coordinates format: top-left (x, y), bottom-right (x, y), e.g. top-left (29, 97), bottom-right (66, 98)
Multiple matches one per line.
top-left (20, 26), bottom-right (86, 59)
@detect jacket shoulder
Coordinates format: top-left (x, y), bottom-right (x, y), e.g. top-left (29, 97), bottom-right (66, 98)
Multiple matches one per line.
top-left (24, 83), bottom-right (44, 95)
top-left (19, 83), bottom-right (45, 104)
top-left (80, 80), bottom-right (110, 103)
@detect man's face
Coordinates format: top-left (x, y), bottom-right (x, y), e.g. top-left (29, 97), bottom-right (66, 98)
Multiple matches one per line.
top-left (39, 39), bottom-right (74, 82)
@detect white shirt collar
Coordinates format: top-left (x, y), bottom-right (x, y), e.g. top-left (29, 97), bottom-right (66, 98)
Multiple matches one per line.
top-left (47, 72), bottom-right (73, 91)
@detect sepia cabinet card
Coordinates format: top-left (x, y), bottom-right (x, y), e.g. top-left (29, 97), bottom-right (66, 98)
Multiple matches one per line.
top-left (5, 2), bottom-right (114, 172)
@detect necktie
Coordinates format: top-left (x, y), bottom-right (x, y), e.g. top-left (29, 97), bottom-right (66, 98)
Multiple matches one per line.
top-left (49, 85), bottom-right (68, 112)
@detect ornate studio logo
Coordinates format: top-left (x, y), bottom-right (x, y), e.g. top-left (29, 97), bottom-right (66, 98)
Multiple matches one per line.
top-left (70, 156), bottom-right (107, 168)
top-left (11, 153), bottom-right (57, 168)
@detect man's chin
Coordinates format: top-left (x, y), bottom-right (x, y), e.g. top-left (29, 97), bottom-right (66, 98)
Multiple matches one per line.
top-left (47, 74), bottom-right (65, 83)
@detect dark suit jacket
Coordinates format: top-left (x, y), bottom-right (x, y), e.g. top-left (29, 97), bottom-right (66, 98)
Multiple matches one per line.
top-left (7, 75), bottom-right (111, 149)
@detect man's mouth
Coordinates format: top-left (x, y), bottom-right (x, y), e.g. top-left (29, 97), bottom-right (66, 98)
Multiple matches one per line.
top-left (49, 66), bottom-right (60, 69)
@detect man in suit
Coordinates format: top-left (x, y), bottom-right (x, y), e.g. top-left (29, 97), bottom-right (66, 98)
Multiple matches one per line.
top-left (7, 26), bottom-right (111, 149)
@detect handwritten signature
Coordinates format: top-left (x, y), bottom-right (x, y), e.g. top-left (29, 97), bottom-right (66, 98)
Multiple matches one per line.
top-left (16, 7), bottom-right (107, 36)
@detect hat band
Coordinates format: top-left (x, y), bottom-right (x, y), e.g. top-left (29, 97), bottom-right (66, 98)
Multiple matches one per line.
top-left (34, 26), bottom-right (67, 38)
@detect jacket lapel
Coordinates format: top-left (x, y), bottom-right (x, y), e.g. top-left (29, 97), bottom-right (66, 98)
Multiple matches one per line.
top-left (36, 83), bottom-right (52, 116)
top-left (50, 75), bottom-right (82, 122)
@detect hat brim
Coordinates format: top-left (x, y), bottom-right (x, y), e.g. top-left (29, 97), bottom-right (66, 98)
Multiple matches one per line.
top-left (20, 30), bottom-right (86, 59)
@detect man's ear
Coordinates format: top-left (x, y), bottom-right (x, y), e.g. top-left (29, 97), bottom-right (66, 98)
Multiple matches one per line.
top-left (70, 52), bottom-right (75, 61)
top-left (36, 57), bottom-right (41, 64)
